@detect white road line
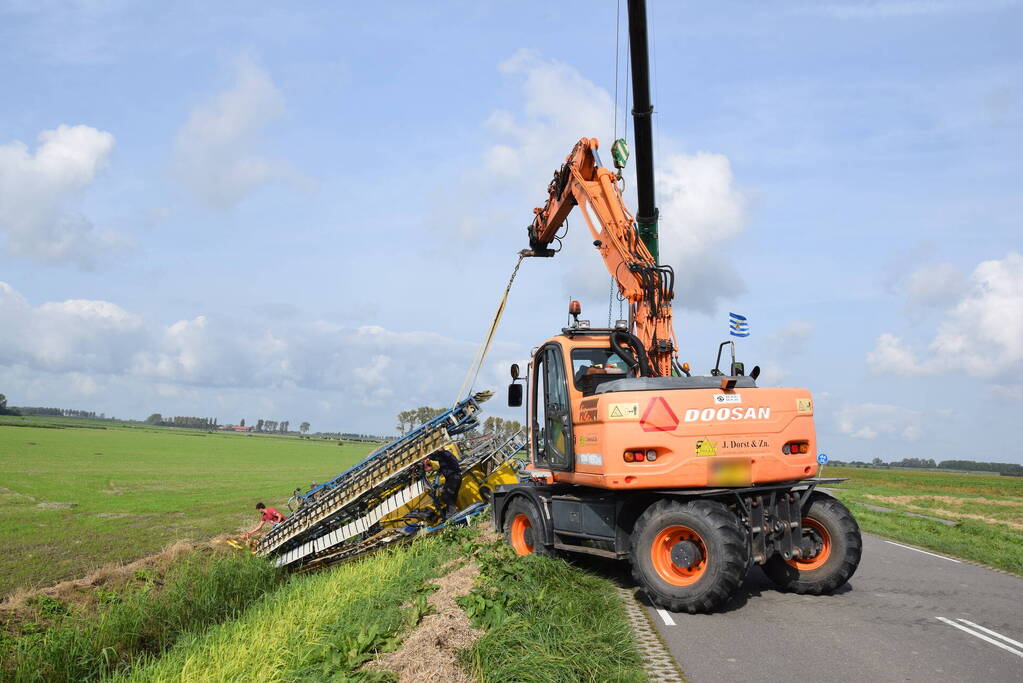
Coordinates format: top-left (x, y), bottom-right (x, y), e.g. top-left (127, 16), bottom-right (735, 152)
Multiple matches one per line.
top-left (884, 540), bottom-right (961, 563)
top-left (957, 619), bottom-right (1023, 650)
top-left (937, 617), bottom-right (1023, 659)
top-left (657, 609), bottom-right (676, 626)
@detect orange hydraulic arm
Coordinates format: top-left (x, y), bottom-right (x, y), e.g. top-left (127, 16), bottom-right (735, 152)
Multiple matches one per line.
top-left (522, 137), bottom-right (678, 376)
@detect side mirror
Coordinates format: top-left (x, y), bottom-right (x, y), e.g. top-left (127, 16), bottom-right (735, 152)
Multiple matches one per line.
top-left (508, 383), bottom-right (523, 407)
top-left (750, 365), bottom-right (761, 381)
top-left (510, 363), bottom-right (520, 380)
top-left (731, 361), bottom-right (745, 376)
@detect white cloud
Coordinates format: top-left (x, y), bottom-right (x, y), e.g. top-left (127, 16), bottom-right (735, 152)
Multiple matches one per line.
top-left (904, 263), bottom-right (967, 308)
top-left (0, 124), bottom-right (125, 267)
top-left (173, 57), bottom-right (312, 209)
top-left (655, 152), bottom-right (747, 313)
top-left (929, 253), bottom-right (1023, 374)
top-left (483, 49), bottom-right (614, 183)
top-left (0, 283), bottom-right (146, 372)
top-left (866, 332), bottom-right (926, 375)
top-left (0, 280), bottom-right (504, 429)
top-left (456, 50), bottom-right (747, 313)
top-left (770, 320), bottom-right (816, 354)
top-left (757, 361), bottom-right (791, 386)
top-left (869, 252), bottom-right (1023, 377)
top-left (835, 402), bottom-right (924, 441)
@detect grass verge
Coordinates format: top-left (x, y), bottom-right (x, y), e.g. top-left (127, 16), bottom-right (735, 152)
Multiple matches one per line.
top-left (457, 532), bottom-right (648, 683)
top-left (1, 549), bottom-right (283, 682)
top-left (87, 522), bottom-right (648, 682)
top-left (117, 536), bottom-right (458, 682)
top-left (5, 520), bottom-right (651, 681)
top-left (845, 502), bottom-right (1023, 575)
top-left (825, 466), bottom-right (1023, 575)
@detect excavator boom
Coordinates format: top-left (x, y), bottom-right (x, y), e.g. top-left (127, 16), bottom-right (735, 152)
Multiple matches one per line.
top-left (523, 137), bottom-right (677, 376)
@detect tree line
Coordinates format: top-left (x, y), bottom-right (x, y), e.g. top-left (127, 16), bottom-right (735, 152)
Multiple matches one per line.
top-left (395, 406), bottom-right (523, 441)
top-left (8, 403), bottom-right (111, 420)
top-left (0, 394), bottom-right (18, 416)
top-left (253, 419), bottom-right (292, 434)
top-left (146, 414), bottom-right (218, 429)
top-left (830, 457), bottom-right (1023, 475)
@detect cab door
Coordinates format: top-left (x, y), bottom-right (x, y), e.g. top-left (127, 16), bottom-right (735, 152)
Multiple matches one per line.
top-left (532, 344), bottom-right (574, 471)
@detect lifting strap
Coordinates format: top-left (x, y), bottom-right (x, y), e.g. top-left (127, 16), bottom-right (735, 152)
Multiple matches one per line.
top-left (453, 253), bottom-right (526, 406)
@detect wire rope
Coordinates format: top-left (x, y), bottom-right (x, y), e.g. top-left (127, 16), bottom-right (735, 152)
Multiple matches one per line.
top-left (453, 253), bottom-right (526, 406)
top-left (613, 0), bottom-right (621, 143)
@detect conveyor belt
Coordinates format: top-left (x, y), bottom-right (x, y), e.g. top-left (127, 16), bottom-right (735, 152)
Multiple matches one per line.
top-left (256, 392), bottom-right (523, 568)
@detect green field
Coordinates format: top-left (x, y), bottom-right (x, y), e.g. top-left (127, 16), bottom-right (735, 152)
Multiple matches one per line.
top-left (5, 419), bottom-right (1022, 596)
top-left (827, 466), bottom-right (1023, 575)
top-left (0, 418), bottom-right (374, 596)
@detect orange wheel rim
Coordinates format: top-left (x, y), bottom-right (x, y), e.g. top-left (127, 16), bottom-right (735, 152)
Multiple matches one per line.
top-left (651, 525), bottom-right (707, 586)
top-left (788, 517), bottom-right (831, 570)
top-left (510, 513), bottom-right (534, 555)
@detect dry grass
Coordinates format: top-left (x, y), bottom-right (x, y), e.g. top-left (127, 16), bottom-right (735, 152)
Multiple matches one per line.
top-left (371, 562), bottom-right (481, 683)
top-left (861, 493), bottom-right (1023, 530)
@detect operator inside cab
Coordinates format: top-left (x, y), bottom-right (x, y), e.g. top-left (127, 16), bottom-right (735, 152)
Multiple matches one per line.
top-left (572, 348), bottom-right (628, 396)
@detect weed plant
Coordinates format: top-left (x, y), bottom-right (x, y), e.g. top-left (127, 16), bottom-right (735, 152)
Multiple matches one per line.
top-left (1, 551), bottom-right (282, 682)
top-left (459, 537), bottom-right (647, 683)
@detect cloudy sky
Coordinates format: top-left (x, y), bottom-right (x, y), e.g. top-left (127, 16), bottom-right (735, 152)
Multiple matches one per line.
top-left (1, 1), bottom-right (1020, 462)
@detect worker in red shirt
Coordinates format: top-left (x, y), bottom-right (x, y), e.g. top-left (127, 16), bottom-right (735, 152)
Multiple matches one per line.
top-left (248, 502), bottom-right (287, 536)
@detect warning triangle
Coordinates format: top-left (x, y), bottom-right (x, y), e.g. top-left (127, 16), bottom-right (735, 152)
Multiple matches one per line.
top-left (696, 438), bottom-right (717, 457)
top-left (640, 397), bottom-right (679, 433)
top-left (610, 406), bottom-right (623, 418)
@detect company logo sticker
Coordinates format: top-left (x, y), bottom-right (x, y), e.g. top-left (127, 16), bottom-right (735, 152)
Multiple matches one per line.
top-left (719, 438), bottom-right (770, 449)
top-left (578, 398), bottom-right (599, 422)
top-left (714, 394), bottom-right (742, 405)
top-left (684, 407), bottom-right (771, 422)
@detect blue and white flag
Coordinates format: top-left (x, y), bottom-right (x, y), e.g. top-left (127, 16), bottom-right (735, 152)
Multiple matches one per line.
top-left (729, 312), bottom-right (749, 338)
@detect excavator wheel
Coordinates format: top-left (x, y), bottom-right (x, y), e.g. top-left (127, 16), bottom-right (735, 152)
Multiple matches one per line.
top-left (503, 498), bottom-right (555, 557)
top-left (631, 499), bottom-right (749, 614)
top-left (763, 493), bottom-right (862, 594)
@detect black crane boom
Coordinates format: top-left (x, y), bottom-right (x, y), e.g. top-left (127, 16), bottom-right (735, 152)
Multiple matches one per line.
top-left (627, 0), bottom-right (659, 262)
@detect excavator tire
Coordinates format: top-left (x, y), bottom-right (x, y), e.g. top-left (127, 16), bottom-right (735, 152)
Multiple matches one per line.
top-left (631, 499), bottom-right (748, 614)
top-left (504, 497), bottom-right (555, 557)
top-left (763, 493), bottom-right (862, 594)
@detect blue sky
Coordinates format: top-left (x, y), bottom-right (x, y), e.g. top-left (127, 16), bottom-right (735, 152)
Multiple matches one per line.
top-left (0, 0), bottom-right (1020, 462)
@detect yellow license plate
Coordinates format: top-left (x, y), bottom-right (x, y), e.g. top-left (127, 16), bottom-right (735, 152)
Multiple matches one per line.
top-left (710, 459), bottom-right (752, 486)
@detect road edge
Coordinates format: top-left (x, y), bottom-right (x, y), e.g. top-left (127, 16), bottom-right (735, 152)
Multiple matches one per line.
top-left (617, 587), bottom-right (687, 682)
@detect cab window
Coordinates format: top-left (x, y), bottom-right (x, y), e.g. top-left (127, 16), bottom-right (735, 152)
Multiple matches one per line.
top-left (532, 344), bottom-right (573, 471)
top-left (571, 348), bottom-right (628, 396)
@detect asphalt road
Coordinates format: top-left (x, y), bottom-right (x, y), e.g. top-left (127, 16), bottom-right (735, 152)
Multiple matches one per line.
top-left (639, 534), bottom-right (1023, 682)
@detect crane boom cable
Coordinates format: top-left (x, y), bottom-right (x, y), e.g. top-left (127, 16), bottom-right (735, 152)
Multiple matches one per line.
top-left (613, 0), bottom-right (620, 143)
top-left (453, 253), bottom-right (526, 406)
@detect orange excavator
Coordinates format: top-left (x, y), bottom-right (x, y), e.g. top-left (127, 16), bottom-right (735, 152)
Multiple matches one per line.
top-left (492, 0), bottom-right (861, 613)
